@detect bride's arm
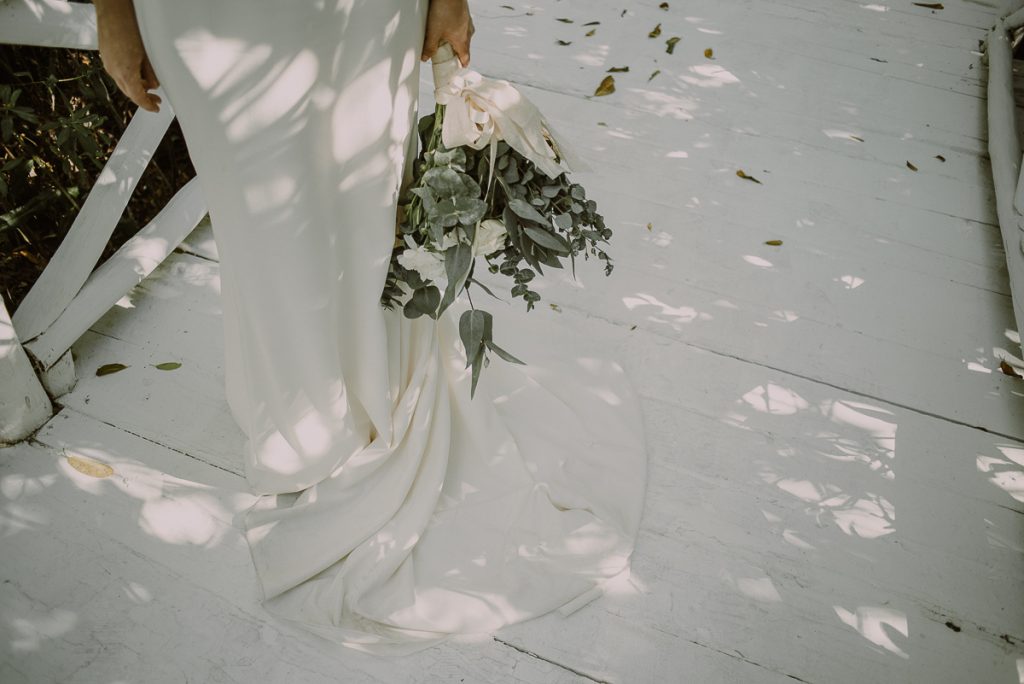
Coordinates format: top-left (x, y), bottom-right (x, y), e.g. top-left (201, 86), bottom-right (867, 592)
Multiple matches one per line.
top-left (93, 0), bottom-right (162, 112)
top-left (421, 0), bottom-right (476, 67)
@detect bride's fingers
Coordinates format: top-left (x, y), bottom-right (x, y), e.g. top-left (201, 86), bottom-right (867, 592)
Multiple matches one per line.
top-left (142, 56), bottom-right (160, 90)
top-left (125, 68), bottom-right (159, 112)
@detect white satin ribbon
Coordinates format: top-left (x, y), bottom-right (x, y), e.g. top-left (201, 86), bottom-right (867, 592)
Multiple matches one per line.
top-left (430, 42), bottom-right (592, 198)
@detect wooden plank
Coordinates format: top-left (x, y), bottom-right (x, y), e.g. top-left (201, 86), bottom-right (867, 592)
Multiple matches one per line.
top-left (467, 0), bottom-right (997, 156)
top-left (63, 327), bottom-right (246, 477)
top-left (0, 0), bottom-right (98, 51)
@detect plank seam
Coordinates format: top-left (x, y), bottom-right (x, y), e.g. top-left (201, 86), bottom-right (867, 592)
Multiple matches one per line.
top-left (492, 637), bottom-right (612, 684)
top-left (51, 402), bottom-right (245, 479)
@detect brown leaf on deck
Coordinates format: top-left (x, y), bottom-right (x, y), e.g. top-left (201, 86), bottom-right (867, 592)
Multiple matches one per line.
top-left (67, 453), bottom-right (115, 478)
top-left (737, 169), bottom-right (762, 184)
top-left (594, 75), bottom-right (616, 96)
top-left (1000, 360), bottom-right (1023, 378)
top-left (96, 362), bottom-right (129, 376)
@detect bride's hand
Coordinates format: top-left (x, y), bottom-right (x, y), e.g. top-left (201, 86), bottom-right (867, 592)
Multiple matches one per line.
top-left (421, 0), bottom-right (475, 67)
top-left (94, 0), bottom-right (162, 113)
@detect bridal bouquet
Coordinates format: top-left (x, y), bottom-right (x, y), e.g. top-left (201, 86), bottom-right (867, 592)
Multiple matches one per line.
top-left (380, 41), bottom-right (615, 398)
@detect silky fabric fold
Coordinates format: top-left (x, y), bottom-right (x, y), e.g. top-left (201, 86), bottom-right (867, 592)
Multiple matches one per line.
top-left (134, 0), bottom-right (648, 655)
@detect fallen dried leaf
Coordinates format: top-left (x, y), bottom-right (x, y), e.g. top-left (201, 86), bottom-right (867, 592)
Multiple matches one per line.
top-left (586, 28), bottom-right (596, 36)
top-left (906, 161), bottom-right (918, 171)
top-left (556, 17), bottom-right (574, 23)
top-left (649, 23), bottom-right (662, 38)
top-left (660, 2), bottom-right (670, 8)
top-left (912, 2), bottom-right (943, 9)
top-left (594, 75), bottom-right (616, 96)
top-left (648, 69), bottom-right (661, 81)
top-left (765, 239), bottom-right (783, 246)
top-left (550, 303), bottom-right (562, 312)
top-left (935, 154), bottom-right (946, 162)
top-left (1000, 359), bottom-right (1023, 378)
top-left (67, 453), bottom-right (114, 478)
top-left (736, 169), bottom-right (762, 184)
top-left (607, 66), bottom-right (630, 72)
top-left (704, 48), bottom-right (714, 59)
top-left (666, 37), bottom-right (680, 54)
top-left (647, 222), bottom-right (653, 231)
top-left (849, 135), bottom-right (864, 142)
top-left (154, 361), bottom-right (181, 370)
top-left (556, 39), bottom-right (572, 46)
top-left (96, 362), bottom-right (128, 376)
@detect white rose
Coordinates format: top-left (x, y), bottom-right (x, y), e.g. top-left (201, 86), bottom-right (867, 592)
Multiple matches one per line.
top-left (473, 218), bottom-right (508, 257)
top-left (397, 243), bottom-right (448, 289)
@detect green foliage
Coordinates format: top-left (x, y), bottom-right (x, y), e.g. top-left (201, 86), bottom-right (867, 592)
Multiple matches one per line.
top-left (381, 103), bottom-right (615, 398)
top-left (0, 44), bottom-right (193, 310)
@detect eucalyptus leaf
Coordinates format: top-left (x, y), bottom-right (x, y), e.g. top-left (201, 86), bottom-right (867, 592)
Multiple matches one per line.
top-left (459, 308), bottom-right (488, 367)
top-left (454, 196), bottom-right (487, 226)
top-left (470, 346), bottom-right (484, 398)
top-left (485, 340), bottom-right (526, 365)
top-left (404, 285), bottom-right (440, 319)
top-left (467, 275), bottom-right (505, 302)
top-left (424, 166), bottom-right (464, 195)
top-left (532, 243), bottom-right (563, 268)
top-left (523, 224), bottom-right (571, 254)
top-left (508, 198), bottom-right (549, 225)
top-left (438, 241), bottom-right (474, 315)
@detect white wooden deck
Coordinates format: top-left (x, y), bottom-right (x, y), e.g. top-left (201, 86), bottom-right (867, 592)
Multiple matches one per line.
top-left (4, 0), bottom-right (1024, 681)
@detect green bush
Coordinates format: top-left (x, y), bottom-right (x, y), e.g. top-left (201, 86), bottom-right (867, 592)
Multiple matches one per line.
top-left (0, 42), bottom-right (193, 316)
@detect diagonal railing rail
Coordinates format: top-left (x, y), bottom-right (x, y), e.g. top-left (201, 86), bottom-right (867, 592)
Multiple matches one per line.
top-left (0, 0), bottom-right (207, 443)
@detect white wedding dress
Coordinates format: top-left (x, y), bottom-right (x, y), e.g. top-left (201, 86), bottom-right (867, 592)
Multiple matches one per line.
top-left (134, 0), bottom-right (648, 655)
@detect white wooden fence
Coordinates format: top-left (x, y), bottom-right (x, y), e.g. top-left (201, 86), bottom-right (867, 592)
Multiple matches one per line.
top-left (0, 0), bottom-right (207, 443)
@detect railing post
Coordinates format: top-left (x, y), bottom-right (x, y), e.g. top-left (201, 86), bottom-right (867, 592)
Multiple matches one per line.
top-left (0, 293), bottom-right (53, 444)
top-left (986, 17), bottom-right (1024, 357)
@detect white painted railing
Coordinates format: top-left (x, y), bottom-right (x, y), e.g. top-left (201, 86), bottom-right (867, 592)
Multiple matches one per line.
top-left (985, 1), bottom-right (1024, 361)
top-left (0, 0), bottom-right (207, 443)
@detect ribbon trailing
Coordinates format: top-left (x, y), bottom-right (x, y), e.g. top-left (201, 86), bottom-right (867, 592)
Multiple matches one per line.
top-left (430, 41), bottom-right (592, 201)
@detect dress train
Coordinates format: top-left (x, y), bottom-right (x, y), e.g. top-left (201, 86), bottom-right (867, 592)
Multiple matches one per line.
top-left (134, 0), bottom-right (648, 655)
